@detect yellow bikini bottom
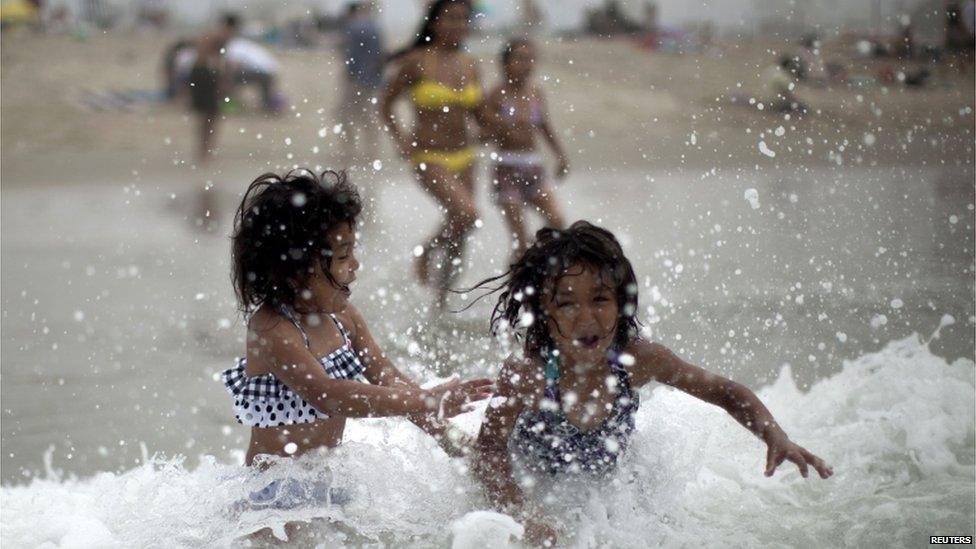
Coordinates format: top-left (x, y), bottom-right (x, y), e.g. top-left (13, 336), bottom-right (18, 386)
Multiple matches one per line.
top-left (412, 148), bottom-right (476, 174)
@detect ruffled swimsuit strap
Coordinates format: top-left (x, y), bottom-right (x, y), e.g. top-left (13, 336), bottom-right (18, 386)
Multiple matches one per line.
top-left (328, 314), bottom-right (351, 346)
top-left (279, 306), bottom-right (311, 348)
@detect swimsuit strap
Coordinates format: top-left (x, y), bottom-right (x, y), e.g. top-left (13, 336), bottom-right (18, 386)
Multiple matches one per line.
top-left (542, 350), bottom-right (560, 403)
top-left (607, 352), bottom-right (634, 392)
top-left (329, 314), bottom-right (351, 346)
top-left (542, 350), bottom-right (633, 407)
top-left (279, 306), bottom-right (311, 348)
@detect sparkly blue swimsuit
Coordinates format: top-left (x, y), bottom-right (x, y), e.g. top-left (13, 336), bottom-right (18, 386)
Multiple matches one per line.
top-left (511, 351), bottom-right (640, 476)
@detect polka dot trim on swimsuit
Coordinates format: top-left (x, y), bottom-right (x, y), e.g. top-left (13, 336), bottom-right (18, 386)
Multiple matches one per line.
top-left (220, 312), bottom-right (367, 428)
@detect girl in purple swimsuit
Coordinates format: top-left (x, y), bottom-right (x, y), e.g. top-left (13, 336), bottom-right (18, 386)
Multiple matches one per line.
top-left (471, 221), bottom-right (833, 546)
top-left (483, 39), bottom-right (569, 261)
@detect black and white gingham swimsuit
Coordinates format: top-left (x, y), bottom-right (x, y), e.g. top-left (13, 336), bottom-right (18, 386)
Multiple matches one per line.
top-left (220, 309), bottom-right (367, 428)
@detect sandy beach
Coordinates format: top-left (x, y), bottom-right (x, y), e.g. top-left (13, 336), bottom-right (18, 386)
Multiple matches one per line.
top-left (2, 29), bottom-right (972, 185)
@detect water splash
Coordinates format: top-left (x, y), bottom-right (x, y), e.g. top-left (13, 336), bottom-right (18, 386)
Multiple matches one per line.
top-left (2, 333), bottom-right (972, 548)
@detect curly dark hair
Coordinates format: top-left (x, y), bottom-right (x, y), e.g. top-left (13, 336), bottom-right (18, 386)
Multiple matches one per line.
top-left (231, 169), bottom-right (362, 315)
top-left (467, 221), bottom-right (641, 355)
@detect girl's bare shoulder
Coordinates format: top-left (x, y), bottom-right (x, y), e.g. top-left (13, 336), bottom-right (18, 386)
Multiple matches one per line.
top-left (244, 306), bottom-right (300, 373)
top-left (245, 306), bottom-right (307, 350)
top-left (622, 339), bottom-right (673, 387)
top-left (333, 304), bottom-right (363, 340)
top-left (247, 305), bottom-right (286, 337)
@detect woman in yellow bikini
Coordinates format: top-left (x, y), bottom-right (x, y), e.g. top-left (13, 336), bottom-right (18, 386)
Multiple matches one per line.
top-left (380, 0), bottom-right (483, 309)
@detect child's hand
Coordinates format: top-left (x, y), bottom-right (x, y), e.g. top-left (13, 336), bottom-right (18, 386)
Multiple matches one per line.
top-left (437, 423), bottom-right (475, 457)
top-left (764, 432), bottom-right (834, 479)
top-left (425, 377), bottom-right (493, 419)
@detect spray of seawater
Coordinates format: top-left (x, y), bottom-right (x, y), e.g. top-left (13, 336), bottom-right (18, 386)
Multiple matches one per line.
top-left (2, 327), bottom-right (972, 548)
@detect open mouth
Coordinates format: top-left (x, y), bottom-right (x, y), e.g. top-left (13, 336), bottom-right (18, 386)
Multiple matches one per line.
top-left (575, 335), bottom-right (601, 349)
top-left (338, 282), bottom-right (352, 298)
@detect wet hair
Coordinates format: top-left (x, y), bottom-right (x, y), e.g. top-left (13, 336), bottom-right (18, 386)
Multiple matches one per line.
top-left (389, 0), bottom-right (471, 62)
top-left (466, 221), bottom-right (640, 355)
top-left (231, 169), bottom-right (362, 315)
top-left (501, 37), bottom-right (532, 67)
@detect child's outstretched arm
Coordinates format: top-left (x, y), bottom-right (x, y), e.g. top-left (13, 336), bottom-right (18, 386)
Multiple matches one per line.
top-left (536, 90), bottom-right (569, 179)
top-left (631, 341), bottom-right (834, 479)
top-left (340, 305), bottom-right (491, 455)
top-left (474, 356), bottom-right (558, 546)
top-left (251, 315), bottom-right (492, 420)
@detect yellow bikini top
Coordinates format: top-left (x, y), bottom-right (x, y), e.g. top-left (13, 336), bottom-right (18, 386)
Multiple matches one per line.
top-left (411, 53), bottom-right (482, 110)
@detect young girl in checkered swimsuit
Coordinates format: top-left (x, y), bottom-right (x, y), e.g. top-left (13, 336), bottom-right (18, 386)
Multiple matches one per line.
top-left (222, 170), bottom-right (491, 475)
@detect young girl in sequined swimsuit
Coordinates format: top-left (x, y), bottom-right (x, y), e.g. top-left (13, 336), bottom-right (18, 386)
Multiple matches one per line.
top-left (471, 221), bottom-right (833, 546)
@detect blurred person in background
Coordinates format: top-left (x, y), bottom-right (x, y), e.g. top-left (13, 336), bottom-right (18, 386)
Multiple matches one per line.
top-left (482, 38), bottom-right (568, 262)
top-left (339, 1), bottom-right (385, 166)
top-left (226, 36), bottom-right (283, 114)
top-left (381, 0), bottom-right (484, 310)
top-left (187, 15), bottom-right (239, 230)
top-left (945, 2), bottom-right (975, 73)
top-left (761, 54), bottom-right (808, 115)
top-left (188, 33), bottom-right (228, 162)
top-left (188, 13), bottom-right (240, 162)
top-left (161, 38), bottom-right (195, 102)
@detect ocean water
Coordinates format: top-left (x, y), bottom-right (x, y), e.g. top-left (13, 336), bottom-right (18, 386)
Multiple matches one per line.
top-left (1, 165), bottom-right (973, 546)
top-left (1, 333), bottom-right (972, 547)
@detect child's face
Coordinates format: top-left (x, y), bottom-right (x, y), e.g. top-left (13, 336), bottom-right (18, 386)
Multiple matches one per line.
top-left (306, 222), bottom-right (360, 312)
top-left (506, 44), bottom-right (535, 83)
top-left (543, 263), bottom-right (619, 366)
